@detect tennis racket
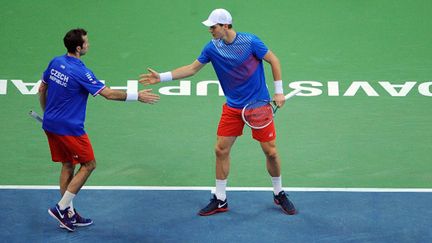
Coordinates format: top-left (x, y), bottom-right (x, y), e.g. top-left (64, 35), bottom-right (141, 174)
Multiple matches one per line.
top-left (241, 89), bottom-right (301, 129)
top-left (29, 110), bottom-right (43, 123)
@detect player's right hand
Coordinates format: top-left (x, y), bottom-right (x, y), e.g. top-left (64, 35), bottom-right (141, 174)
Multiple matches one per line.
top-left (138, 89), bottom-right (160, 104)
top-left (139, 68), bottom-right (160, 86)
top-left (273, 93), bottom-right (286, 108)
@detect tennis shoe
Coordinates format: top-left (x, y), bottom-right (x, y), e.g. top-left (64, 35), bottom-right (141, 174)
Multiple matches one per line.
top-left (73, 210), bottom-right (93, 226)
top-left (59, 209), bottom-right (93, 228)
top-left (198, 195), bottom-right (228, 216)
top-left (273, 191), bottom-right (296, 215)
top-left (48, 204), bottom-right (75, 232)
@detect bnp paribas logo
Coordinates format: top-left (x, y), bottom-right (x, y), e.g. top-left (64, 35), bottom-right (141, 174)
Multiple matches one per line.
top-left (0, 79), bottom-right (432, 97)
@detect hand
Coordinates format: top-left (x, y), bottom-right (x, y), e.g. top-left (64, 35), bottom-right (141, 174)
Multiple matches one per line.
top-left (138, 89), bottom-right (160, 104)
top-left (139, 68), bottom-right (160, 86)
top-left (273, 93), bottom-right (285, 108)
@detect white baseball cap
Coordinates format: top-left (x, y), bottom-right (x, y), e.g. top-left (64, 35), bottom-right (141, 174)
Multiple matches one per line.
top-left (202, 8), bottom-right (232, 27)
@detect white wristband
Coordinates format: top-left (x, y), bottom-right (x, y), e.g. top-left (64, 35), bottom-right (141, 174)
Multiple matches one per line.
top-left (159, 72), bottom-right (173, 82)
top-left (126, 90), bottom-right (138, 101)
top-left (274, 80), bottom-right (284, 94)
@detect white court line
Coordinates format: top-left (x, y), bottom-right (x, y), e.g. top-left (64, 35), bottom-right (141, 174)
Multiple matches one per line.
top-left (0, 185), bottom-right (432, 192)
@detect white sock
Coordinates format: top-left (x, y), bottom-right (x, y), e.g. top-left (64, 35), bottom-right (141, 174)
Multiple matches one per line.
top-left (58, 191), bottom-right (76, 210)
top-left (215, 179), bottom-right (227, 201)
top-left (271, 176), bottom-right (283, 195)
top-left (68, 201), bottom-right (75, 215)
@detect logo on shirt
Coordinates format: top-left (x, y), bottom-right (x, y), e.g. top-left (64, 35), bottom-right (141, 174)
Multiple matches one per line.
top-left (49, 69), bottom-right (69, 87)
top-left (60, 65), bottom-right (65, 69)
top-left (85, 73), bottom-right (93, 81)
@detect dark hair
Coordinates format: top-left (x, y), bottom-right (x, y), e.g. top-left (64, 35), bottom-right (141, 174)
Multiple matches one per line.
top-left (218, 24), bottom-right (232, 29)
top-left (63, 28), bottom-right (87, 53)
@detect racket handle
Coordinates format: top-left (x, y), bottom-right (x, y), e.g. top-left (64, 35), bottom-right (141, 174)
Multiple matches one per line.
top-left (29, 110), bottom-right (43, 123)
top-left (284, 89), bottom-right (301, 100)
top-left (271, 100), bottom-right (279, 116)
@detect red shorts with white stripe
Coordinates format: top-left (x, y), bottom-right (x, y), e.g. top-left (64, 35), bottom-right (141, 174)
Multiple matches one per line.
top-left (45, 131), bottom-right (95, 165)
top-left (217, 104), bottom-right (276, 142)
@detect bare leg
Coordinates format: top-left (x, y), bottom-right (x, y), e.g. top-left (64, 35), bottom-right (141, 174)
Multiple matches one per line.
top-left (260, 139), bottom-right (281, 177)
top-left (198, 136), bottom-right (236, 215)
top-left (214, 136), bottom-right (237, 180)
top-left (66, 160), bottom-right (96, 194)
top-left (261, 140), bottom-right (296, 214)
top-left (60, 162), bottom-right (75, 196)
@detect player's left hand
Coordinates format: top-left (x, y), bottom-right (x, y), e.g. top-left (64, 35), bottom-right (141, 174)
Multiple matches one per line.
top-left (139, 68), bottom-right (160, 86)
top-left (273, 93), bottom-right (286, 108)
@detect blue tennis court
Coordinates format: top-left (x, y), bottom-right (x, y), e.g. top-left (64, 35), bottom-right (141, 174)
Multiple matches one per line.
top-left (1, 188), bottom-right (431, 242)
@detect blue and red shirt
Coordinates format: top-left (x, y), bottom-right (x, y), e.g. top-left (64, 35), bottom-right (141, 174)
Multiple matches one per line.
top-left (41, 54), bottom-right (105, 136)
top-left (197, 32), bottom-right (270, 108)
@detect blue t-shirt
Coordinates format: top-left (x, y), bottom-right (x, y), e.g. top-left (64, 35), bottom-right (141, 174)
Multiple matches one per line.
top-left (197, 32), bottom-right (270, 108)
top-left (41, 54), bottom-right (105, 136)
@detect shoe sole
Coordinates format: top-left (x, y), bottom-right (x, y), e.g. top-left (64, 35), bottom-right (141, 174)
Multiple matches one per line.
top-left (48, 209), bottom-right (75, 232)
top-left (59, 221), bottom-right (93, 228)
top-left (198, 207), bottom-right (228, 216)
top-left (274, 200), bottom-right (296, 215)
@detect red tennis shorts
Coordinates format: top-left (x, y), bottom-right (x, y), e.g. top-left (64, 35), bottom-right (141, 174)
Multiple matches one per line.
top-left (45, 131), bottom-right (95, 165)
top-left (217, 103), bottom-right (276, 142)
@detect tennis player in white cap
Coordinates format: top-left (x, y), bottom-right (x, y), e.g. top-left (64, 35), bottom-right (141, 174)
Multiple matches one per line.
top-left (140, 8), bottom-right (296, 216)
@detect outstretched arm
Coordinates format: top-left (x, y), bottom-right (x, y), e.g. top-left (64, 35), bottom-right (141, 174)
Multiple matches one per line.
top-left (99, 87), bottom-right (160, 104)
top-left (263, 50), bottom-right (285, 107)
top-left (139, 60), bottom-right (205, 85)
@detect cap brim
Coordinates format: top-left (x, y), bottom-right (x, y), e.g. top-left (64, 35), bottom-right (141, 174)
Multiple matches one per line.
top-left (202, 19), bottom-right (216, 27)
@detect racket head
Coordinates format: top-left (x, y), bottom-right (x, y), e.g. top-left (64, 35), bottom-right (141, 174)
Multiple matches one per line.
top-left (241, 100), bottom-right (275, 129)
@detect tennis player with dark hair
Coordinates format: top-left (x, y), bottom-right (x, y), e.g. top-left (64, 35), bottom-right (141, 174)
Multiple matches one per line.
top-left (40, 28), bottom-right (159, 231)
top-left (139, 9), bottom-right (296, 216)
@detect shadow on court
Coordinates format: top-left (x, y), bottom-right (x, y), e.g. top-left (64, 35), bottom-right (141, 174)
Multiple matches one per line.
top-left (1, 189), bottom-right (431, 242)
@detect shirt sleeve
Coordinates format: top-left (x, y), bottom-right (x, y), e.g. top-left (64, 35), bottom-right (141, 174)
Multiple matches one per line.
top-left (197, 43), bottom-right (211, 64)
top-left (251, 35), bottom-right (269, 60)
top-left (76, 69), bottom-right (105, 96)
top-left (42, 70), bottom-right (49, 84)
top-left (42, 59), bottom-right (54, 84)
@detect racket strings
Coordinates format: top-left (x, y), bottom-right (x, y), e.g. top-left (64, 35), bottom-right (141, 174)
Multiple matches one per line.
top-left (243, 102), bottom-right (274, 128)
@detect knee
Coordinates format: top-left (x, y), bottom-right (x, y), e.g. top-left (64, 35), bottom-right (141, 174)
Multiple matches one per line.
top-left (88, 160), bottom-right (96, 171)
top-left (82, 160), bottom-right (96, 172)
top-left (264, 148), bottom-right (278, 162)
top-left (215, 144), bottom-right (229, 158)
top-left (63, 163), bottom-right (75, 173)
